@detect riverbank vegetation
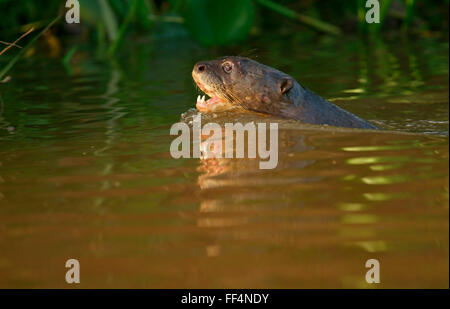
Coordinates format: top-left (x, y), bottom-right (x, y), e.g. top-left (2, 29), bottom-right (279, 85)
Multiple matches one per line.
top-left (0, 0), bottom-right (448, 79)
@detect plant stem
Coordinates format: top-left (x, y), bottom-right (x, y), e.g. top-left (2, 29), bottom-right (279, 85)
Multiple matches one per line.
top-left (0, 16), bottom-right (60, 80)
top-left (0, 28), bottom-right (34, 56)
top-left (254, 0), bottom-right (341, 35)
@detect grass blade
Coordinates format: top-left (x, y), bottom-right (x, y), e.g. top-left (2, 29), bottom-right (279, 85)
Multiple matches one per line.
top-left (255, 0), bottom-right (341, 35)
top-left (0, 27), bottom-right (34, 56)
top-left (0, 16), bottom-right (61, 80)
top-left (99, 0), bottom-right (119, 42)
top-left (108, 0), bottom-right (138, 56)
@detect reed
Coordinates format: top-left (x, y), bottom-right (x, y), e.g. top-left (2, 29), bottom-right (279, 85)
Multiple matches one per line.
top-left (0, 0), bottom-right (447, 60)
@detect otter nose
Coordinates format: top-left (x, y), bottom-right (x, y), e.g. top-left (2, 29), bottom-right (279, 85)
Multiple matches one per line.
top-left (194, 62), bottom-right (207, 73)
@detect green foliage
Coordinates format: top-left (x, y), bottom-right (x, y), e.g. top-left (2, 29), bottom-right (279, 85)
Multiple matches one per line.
top-left (0, 16), bottom-right (61, 80)
top-left (0, 0), bottom-right (448, 60)
top-left (182, 0), bottom-right (255, 46)
top-left (255, 0), bottom-right (341, 35)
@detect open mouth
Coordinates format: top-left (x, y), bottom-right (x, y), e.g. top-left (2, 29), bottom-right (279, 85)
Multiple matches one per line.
top-left (196, 94), bottom-right (227, 112)
top-left (193, 76), bottom-right (230, 112)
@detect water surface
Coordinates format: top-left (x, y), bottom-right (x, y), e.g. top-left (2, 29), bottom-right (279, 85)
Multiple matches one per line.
top-left (0, 34), bottom-right (448, 288)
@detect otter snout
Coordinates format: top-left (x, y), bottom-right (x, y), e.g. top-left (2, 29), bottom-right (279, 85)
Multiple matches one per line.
top-left (192, 61), bottom-right (220, 98)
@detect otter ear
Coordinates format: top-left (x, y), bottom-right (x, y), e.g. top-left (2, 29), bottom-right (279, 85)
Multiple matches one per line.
top-left (279, 77), bottom-right (293, 95)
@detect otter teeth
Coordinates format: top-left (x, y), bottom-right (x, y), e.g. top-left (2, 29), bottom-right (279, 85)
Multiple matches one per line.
top-left (197, 95), bottom-right (207, 105)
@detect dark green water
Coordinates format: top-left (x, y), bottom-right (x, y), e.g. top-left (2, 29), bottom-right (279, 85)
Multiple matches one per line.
top-left (0, 34), bottom-right (448, 288)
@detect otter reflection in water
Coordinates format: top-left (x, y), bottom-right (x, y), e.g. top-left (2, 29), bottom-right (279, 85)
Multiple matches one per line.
top-left (170, 113), bottom-right (279, 169)
top-left (180, 110), bottom-right (317, 223)
top-left (192, 56), bottom-right (377, 130)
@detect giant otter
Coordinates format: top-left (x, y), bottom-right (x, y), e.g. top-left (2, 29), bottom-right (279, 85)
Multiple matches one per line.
top-left (192, 56), bottom-right (377, 129)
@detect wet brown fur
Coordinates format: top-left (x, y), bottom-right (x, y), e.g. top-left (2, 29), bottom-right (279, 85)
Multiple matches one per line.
top-left (192, 56), bottom-right (377, 129)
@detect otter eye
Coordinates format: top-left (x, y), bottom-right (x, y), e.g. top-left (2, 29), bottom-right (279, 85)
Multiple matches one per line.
top-left (222, 62), bottom-right (233, 73)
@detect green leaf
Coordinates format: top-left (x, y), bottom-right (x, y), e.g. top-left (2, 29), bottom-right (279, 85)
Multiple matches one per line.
top-left (108, 0), bottom-right (139, 56)
top-left (182, 0), bottom-right (254, 46)
top-left (136, 0), bottom-right (154, 30)
top-left (255, 0), bottom-right (341, 35)
top-left (62, 45), bottom-right (78, 65)
top-left (98, 0), bottom-right (119, 42)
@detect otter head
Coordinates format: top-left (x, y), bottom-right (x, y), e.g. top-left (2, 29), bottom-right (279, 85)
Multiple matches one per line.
top-left (192, 56), bottom-right (299, 116)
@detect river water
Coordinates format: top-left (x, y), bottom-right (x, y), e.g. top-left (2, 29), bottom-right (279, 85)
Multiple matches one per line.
top-left (0, 34), bottom-right (448, 288)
